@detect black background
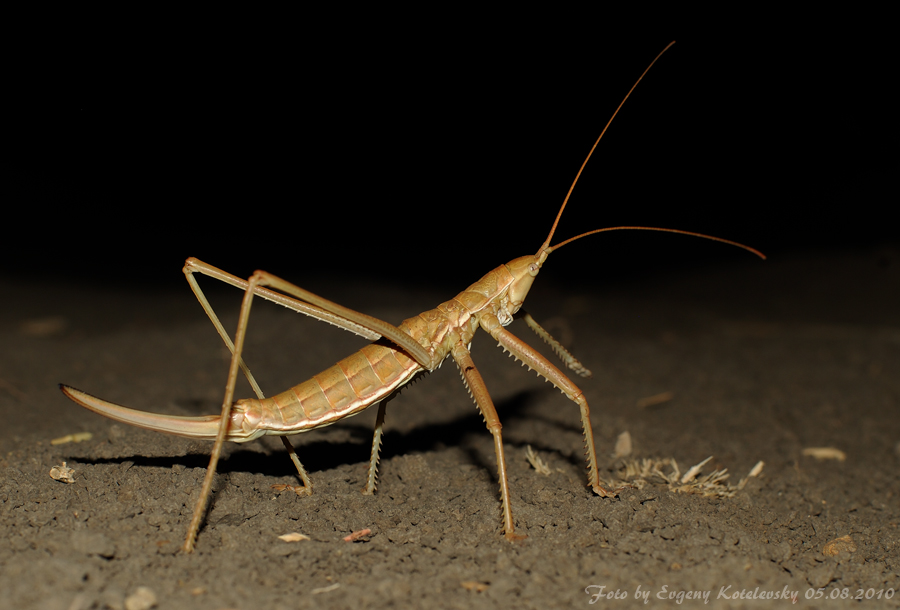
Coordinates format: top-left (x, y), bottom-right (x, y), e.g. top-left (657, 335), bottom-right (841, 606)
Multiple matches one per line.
top-left (8, 22), bottom-right (897, 292)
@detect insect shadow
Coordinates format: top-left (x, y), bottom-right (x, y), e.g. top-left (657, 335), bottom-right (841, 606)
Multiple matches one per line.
top-left (71, 386), bottom-right (590, 485)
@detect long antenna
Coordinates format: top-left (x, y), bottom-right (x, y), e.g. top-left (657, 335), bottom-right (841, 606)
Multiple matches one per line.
top-left (549, 226), bottom-right (766, 259)
top-left (538, 41), bottom-right (677, 255)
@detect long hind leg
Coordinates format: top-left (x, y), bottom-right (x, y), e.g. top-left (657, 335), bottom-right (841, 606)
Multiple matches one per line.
top-left (182, 263), bottom-right (432, 552)
top-left (183, 270), bottom-right (263, 553)
top-left (183, 260), bottom-right (313, 498)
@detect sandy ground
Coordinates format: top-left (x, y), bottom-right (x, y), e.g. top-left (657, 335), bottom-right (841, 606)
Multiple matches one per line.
top-left (1, 248), bottom-right (898, 609)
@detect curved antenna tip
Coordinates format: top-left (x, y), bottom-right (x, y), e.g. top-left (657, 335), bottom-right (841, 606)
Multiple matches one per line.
top-left (551, 226), bottom-right (765, 260)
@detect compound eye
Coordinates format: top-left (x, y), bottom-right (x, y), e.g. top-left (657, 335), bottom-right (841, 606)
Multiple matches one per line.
top-left (528, 263), bottom-right (540, 276)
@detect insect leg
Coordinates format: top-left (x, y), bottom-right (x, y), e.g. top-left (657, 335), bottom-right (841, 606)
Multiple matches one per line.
top-left (278, 437), bottom-right (313, 495)
top-left (517, 310), bottom-right (592, 378)
top-left (196, 263), bottom-right (433, 369)
top-left (486, 322), bottom-right (621, 497)
top-left (184, 269), bottom-right (265, 552)
top-left (183, 260), bottom-right (313, 495)
top-left (184, 258), bottom-right (382, 341)
top-left (362, 397), bottom-right (390, 495)
top-left (450, 342), bottom-right (525, 542)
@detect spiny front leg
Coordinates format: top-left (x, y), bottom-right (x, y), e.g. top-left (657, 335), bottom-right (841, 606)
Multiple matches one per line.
top-left (450, 342), bottom-right (525, 542)
top-left (517, 310), bottom-right (592, 378)
top-left (482, 315), bottom-right (623, 497)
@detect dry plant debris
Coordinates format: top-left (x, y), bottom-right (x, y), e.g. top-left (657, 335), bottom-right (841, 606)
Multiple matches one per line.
top-left (49, 462), bottom-right (76, 484)
top-left (636, 391), bottom-right (674, 409)
top-left (277, 532), bottom-right (310, 542)
top-left (524, 445), bottom-right (552, 475)
top-left (823, 535), bottom-right (857, 556)
top-left (613, 431), bottom-right (633, 458)
top-left (311, 584), bottom-right (340, 595)
top-left (802, 447), bottom-right (846, 461)
top-left (612, 456), bottom-right (764, 498)
top-left (343, 528), bottom-right (372, 542)
top-left (50, 432), bottom-right (93, 445)
top-left (124, 586), bottom-right (157, 610)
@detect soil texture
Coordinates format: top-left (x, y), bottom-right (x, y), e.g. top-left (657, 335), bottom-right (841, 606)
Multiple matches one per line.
top-left (1, 248), bottom-right (899, 609)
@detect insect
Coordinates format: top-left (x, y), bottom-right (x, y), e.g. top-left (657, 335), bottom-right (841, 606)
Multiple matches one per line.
top-left (60, 41), bottom-right (764, 553)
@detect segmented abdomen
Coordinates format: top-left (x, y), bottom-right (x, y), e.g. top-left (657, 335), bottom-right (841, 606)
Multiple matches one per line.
top-left (229, 287), bottom-right (489, 440)
top-left (234, 342), bottom-right (422, 437)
